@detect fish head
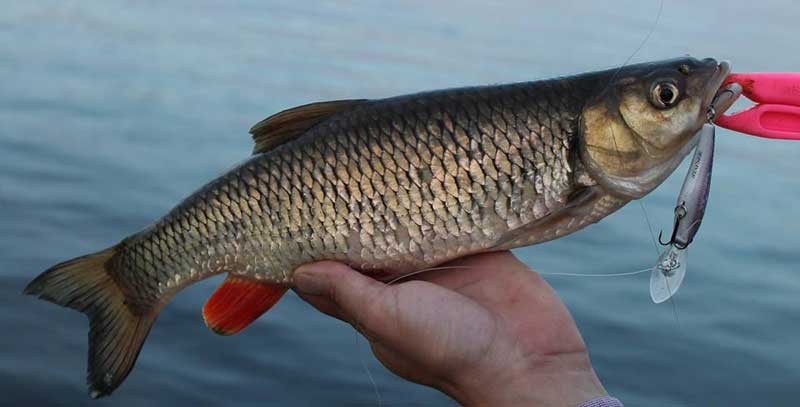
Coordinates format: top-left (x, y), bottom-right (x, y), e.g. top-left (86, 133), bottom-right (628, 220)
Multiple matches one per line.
top-left (579, 57), bottom-right (730, 198)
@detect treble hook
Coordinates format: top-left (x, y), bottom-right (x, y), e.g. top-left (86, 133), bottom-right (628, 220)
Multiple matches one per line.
top-left (656, 122), bottom-right (715, 253)
top-left (658, 203), bottom-right (688, 249)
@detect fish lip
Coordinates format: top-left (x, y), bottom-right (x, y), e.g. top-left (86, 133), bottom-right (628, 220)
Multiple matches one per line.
top-left (704, 60), bottom-right (731, 107)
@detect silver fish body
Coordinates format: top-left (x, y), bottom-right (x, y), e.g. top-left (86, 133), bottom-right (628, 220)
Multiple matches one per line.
top-left (25, 56), bottom-right (730, 397)
top-left (117, 76), bottom-right (621, 309)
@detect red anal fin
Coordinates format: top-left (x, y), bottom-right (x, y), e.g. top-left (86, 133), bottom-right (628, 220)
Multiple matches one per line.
top-left (202, 275), bottom-right (288, 336)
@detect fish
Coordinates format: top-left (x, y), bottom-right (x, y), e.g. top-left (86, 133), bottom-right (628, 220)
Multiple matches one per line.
top-left (24, 56), bottom-right (730, 398)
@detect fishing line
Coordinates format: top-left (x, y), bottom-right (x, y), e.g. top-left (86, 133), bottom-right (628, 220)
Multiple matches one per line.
top-left (593, 0), bottom-right (667, 293)
top-left (387, 265), bottom-right (654, 285)
top-left (617, 0), bottom-right (664, 78)
top-left (354, 331), bottom-right (382, 407)
top-left (639, 200), bottom-right (681, 325)
top-left (348, 285), bottom-right (393, 407)
top-left (601, 0), bottom-right (664, 242)
top-left (596, 0), bottom-right (665, 96)
top-left (638, 200), bottom-right (662, 257)
top-left (598, 0), bottom-right (680, 319)
top-left (352, 2), bottom-right (669, 400)
top-left (539, 267), bottom-right (653, 278)
top-left (386, 265), bottom-right (480, 285)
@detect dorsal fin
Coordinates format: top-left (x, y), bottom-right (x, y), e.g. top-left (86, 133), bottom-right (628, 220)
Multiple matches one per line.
top-left (249, 99), bottom-right (367, 154)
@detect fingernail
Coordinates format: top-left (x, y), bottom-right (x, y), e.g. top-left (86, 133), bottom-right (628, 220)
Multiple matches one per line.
top-left (293, 265), bottom-right (327, 296)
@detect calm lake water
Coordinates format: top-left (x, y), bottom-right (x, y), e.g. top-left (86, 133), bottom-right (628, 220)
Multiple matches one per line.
top-left (2, 1), bottom-right (799, 405)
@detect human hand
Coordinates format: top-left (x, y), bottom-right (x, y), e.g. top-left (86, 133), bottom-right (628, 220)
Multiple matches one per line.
top-left (292, 251), bottom-right (607, 406)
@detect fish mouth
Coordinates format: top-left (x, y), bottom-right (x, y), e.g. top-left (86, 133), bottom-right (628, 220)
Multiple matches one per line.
top-left (703, 60), bottom-right (732, 108)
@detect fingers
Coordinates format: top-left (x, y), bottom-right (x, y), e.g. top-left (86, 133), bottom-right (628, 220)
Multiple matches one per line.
top-left (293, 261), bottom-right (393, 337)
top-left (294, 292), bottom-right (343, 320)
top-left (416, 251), bottom-right (541, 298)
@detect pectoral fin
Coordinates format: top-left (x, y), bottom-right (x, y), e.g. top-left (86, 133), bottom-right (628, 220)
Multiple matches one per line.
top-left (202, 275), bottom-right (288, 335)
top-left (492, 187), bottom-right (606, 250)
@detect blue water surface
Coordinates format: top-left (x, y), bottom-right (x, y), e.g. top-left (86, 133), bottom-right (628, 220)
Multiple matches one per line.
top-left (1, 1), bottom-right (798, 405)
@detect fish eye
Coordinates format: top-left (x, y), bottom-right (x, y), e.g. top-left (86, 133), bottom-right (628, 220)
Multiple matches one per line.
top-left (650, 81), bottom-right (680, 109)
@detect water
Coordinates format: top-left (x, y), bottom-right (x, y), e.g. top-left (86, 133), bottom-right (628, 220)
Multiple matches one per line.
top-left (2, 1), bottom-right (798, 405)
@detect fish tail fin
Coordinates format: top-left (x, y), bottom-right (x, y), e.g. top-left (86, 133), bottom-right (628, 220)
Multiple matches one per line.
top-left (24, 245), bottom-right (156, 399)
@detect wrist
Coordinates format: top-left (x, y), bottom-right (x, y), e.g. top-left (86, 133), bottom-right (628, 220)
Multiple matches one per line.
top-left (438, 351), bottom-right (607, 406)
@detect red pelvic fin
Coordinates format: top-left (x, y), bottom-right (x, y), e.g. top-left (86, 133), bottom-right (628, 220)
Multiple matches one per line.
top-left (202, 275), bottom-right (288, 335)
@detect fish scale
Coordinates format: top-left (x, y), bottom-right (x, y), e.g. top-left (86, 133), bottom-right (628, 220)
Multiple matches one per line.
top-left (113, 79), bottom-right (588, 310)
top-left (26, 57), bottom-right (728, 397)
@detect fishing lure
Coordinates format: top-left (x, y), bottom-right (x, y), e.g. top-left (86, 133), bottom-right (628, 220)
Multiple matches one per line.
top-left (650, 123), bottom-right (715, 303)
top-left (651, 73), bottom-right (800, 303)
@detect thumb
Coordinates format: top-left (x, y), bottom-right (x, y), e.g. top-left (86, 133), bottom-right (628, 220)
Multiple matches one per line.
top-left (293, 261), bottom-right (392, 336)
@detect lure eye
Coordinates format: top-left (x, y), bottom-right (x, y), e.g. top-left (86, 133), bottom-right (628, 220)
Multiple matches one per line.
top-left (651, 81), bottom-right (680, 109)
